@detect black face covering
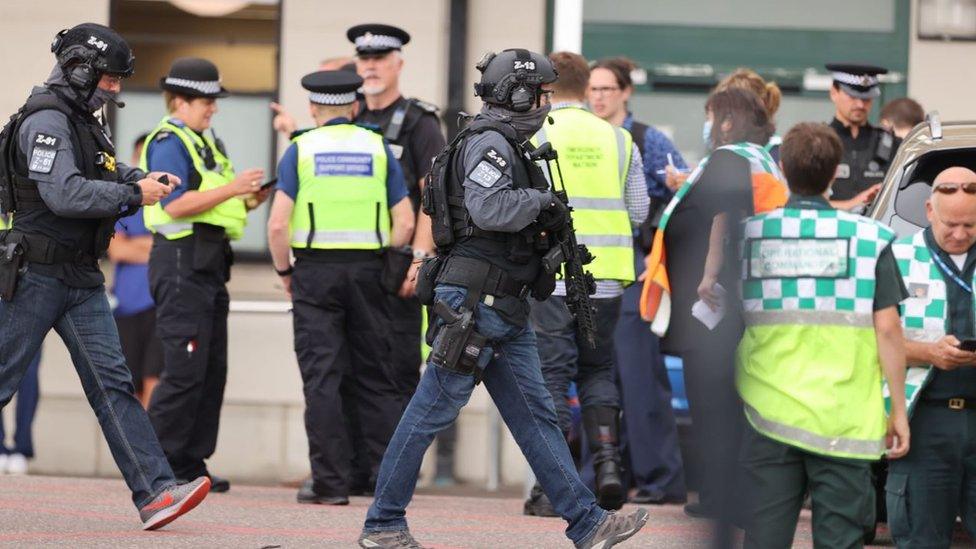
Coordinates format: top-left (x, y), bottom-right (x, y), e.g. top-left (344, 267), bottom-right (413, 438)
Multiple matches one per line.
top-left (481, 103), bottom-right (552, 138)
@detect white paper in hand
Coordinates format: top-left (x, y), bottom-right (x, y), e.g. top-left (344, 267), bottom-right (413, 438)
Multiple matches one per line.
top-left (692, 283), bottom-right (726, 330)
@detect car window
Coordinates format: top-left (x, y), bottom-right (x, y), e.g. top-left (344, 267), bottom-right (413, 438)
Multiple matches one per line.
top-left (892, 180), bottom-right (931, 234)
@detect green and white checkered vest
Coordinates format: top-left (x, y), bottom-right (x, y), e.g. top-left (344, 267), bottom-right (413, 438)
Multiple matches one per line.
top-left (737, 206), bottom-right (896, 460)
top-left (886, 230), bottom-right (961, 415)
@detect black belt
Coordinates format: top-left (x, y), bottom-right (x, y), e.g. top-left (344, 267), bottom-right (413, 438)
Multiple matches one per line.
top-left (0, 231), bottom-right (96, 266)
top-left (919, 397), bottom-right (976, 411)
top-left (436, 255), bottom-right (529, 299)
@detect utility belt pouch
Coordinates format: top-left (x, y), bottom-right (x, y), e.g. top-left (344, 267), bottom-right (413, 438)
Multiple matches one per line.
top-left (415, 254), bottom-right (444, 306)
top-left (380, 246), bottom-right (413, 294)
top-left (0, 238), bottom-right (25, 301)
top-left (192, 223), bottom-right (227, 274)
top-left (428, 299), bottom-right (487, 380)
top-left (530, 270), bottom-right (557, 301)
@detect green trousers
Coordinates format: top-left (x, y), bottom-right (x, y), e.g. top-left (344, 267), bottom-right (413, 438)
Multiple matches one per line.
top-left (741, 423), bottom-right (874, 549)
top-left (886, 404), bottom-right (976, 549)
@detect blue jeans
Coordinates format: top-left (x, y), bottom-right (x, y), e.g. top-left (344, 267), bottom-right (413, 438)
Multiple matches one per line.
top-left (0, 352), bottom-right (40, 457)
top-left (0, 269), bottom-right (175, 507)
top-left (364, 285), bottom-right (606, 544)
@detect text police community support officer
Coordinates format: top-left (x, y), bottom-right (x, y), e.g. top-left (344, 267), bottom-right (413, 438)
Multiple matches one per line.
top-left (267, 70), bottom-right (414, 506)
top-left (0, 23), bottom-right (209, 529)
top-left (142, 57), bottom-right (272, 492)
top-left (358, 48), bottom-right (648, 549)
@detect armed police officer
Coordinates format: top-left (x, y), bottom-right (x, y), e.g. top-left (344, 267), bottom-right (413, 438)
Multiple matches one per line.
top-left (825, 63), bottom-right (901, 211)
top-left (524, 51), bottom-right (648, 516)
top-left (349, 24), bottom-right (447, 409)
top-left (267, 70), bottom-right (414, 506)
top-left (358, 49), bottom-right (648, 549)
top-left (143, 57), bottom-right (271, 493)
top-left (0, 23), bottom-right (210, 529)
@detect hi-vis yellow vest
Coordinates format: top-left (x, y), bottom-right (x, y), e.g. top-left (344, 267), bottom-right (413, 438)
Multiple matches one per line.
top-left (533, 106), bottom-right (635, 283)
top-left (0, 214), bottom-right (8, 230)
top-left (289, 124), bottom-right (390, 250)
top-left (141, 117), bottom-right (246, 240)
top-left (737, 205), bottom-right (896, 460)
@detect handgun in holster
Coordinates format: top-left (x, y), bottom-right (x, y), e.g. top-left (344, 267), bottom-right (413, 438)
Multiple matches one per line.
top-left (428, 299), bottom-right (488, 382)
top-left (0, 237), bottom-right (25, 301)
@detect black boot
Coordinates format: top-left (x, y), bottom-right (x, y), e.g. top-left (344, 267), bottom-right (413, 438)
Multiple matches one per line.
top-left (523, 481), bottom-right (558, 517)
top-left (583, 406), bottom-right (625, 511)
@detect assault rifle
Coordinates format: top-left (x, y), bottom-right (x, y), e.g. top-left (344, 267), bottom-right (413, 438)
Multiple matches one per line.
top-left (529, 142), bottom-right (598, 348)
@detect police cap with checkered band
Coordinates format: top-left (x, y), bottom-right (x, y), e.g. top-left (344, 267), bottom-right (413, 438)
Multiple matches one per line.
top-left (301, 70), bottom-right (363, 105)
top-left (347, 24), bottom-right (411, 55)
top-left (825, 63), bottom-right (888, 100)
top-left (160, 57), bottom-right (229, 98)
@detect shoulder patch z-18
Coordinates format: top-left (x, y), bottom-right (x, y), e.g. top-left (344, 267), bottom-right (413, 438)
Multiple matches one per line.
top-left (482, 147), bottom-right (508, 171)
top-left (467, 159), bottom-right (503, 188)
top-left (28, 133), bottom-right (59, 174)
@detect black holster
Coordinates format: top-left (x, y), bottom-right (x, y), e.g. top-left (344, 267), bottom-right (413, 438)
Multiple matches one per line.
top-left (428, 299), bottom-right (488, 382)
top-left (415, 254), bottom-right (444, 306)
top-left (0, 233), bottom-right (25, 301)
top-left (380, 246), bottom-right (413, 294)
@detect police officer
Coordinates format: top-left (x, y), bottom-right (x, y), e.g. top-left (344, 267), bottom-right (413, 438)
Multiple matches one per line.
top-left (359, 49), bottom-right (648, 549)
top-left (825, 63), bottom-right (901, 210)
top-left (267, 70), bottom-right (414, 505)
top-left (0, 23), bottom-right (209, 529)
top-left (143, 57), bottom-right (271, 493)
top-left (737, 123), bottom-right (910, 547)
top-left (887, 167), bottom-right (976, 546)
top-left (348, 23), bottom-right (447, 407)
top-left (523, 51), bottom-right (648, 516)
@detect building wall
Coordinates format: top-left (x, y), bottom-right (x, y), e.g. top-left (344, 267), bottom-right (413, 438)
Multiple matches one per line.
top-left (907, 0), bottom-right (976, 120)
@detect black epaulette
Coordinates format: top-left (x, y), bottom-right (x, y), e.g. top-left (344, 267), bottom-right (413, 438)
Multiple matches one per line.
top-left (409, 98), bottom-right (439, 115)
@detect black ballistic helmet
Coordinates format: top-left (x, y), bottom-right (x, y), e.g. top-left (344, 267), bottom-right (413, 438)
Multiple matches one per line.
top-left (473, 49), bottom-right (557, 112)
top-left (51, 23), bottom-right (134, 92)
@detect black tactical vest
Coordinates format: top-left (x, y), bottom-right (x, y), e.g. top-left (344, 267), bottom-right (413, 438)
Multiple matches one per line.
top-left (831, 123), bottom-right (897, 201)
top-left (9, 88), bottom-right (122, 260)
top-left (428, 118), bottom-right (550, 284)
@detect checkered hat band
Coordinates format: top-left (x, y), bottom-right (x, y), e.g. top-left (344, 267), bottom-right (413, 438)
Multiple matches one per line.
top-left (165, 77), bottom-right (221, 95)
top-left (309, 91), bottom-right (357, 105)
top-left (832, 71), bottom-right (878, 88)
top-left (355, 34), bottom-right (402, 50)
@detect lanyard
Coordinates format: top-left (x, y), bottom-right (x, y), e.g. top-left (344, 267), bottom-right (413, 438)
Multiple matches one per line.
top-left (930, 248), bottom-right (973, 294)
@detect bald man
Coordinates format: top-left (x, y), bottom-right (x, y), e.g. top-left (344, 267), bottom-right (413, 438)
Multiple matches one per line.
top-left (886, 166), bottom-right (976, 547)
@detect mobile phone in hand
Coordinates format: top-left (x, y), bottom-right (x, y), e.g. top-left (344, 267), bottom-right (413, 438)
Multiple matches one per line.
top-left (259, 178), bottom-right (278, 191)
top-left (958, 338), bottom-right (976, 352)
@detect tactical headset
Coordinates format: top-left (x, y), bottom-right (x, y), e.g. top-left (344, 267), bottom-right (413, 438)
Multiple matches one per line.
top-left (51, 30), bottom-right (101, 94)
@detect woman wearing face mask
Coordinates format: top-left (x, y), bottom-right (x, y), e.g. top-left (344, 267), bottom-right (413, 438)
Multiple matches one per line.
top-left (640, 88), bottom-right (786, 526)
top-left (141, 57), bottom-right (271, 493)
top-left (587, 57), bottom-right (689, 505)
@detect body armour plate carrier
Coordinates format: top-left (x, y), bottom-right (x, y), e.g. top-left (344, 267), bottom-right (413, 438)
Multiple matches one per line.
top-left (0, 87), bottom-right (123, 258)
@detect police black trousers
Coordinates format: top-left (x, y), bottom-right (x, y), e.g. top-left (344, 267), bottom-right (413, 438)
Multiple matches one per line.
top-left (147, 238), bottom-right (229, 480)
top-left (291, 257), bottom-right (401, 496)
top-left (386, 293), bottom-right (423, 409)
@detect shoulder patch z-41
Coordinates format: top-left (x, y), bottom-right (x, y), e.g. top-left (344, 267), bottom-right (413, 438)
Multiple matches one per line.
top-left (28, 133), bottom-right (59, 174)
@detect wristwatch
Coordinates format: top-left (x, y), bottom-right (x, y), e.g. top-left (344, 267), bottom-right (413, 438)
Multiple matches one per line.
top-left (275, 264), bottom-right (294, 276)
top-left (412, 248), bottom-right (431, 260)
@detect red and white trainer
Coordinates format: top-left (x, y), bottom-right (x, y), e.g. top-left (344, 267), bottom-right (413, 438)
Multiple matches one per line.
top-left (140, 476), bottom-right (211, 531)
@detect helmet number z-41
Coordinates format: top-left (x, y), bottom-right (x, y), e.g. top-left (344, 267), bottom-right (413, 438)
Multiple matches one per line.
top-left (87, 36), bottom-right (108, 52)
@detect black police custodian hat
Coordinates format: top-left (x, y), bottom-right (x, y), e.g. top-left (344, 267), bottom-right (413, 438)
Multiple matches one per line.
top-left (160, 57), bottom-right (228, 98)
top-left (301, 70), bottom-right (363, 105)
top-left (825, 63), bottom-right (888, 100)
top-left (346, 24), bottom-right (411, 55)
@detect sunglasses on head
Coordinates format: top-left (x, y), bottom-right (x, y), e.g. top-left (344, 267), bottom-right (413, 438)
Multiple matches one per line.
top-left (933, 182), bottom-right (976, 194)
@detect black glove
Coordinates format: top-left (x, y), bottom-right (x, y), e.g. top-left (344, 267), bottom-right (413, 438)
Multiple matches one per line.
top-left (537, 193), bottom-right (569, 231)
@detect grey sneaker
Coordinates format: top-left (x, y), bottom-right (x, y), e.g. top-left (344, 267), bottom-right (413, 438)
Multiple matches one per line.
top-left (575, 508), bottom-right (649, 549)
top-left (358, 529), bottom-right (428, 548)
top-left (139, 476), bottom-right (211, 531)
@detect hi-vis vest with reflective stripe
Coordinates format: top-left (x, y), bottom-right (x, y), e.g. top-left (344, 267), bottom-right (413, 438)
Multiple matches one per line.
top-left (532, 106), bottom-right (635, 282)
top-left (886, 230), bottom-right (968, 415)
top-left (141, 117), bottom-right (246, 240)
top-left (737, 206), bottom-right (896, 460)
top-left (290, 124), bottom-right (390, 250)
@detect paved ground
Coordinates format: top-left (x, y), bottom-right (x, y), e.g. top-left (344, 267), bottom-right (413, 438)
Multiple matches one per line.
top-left (0, 475), bottom-right (966, 548)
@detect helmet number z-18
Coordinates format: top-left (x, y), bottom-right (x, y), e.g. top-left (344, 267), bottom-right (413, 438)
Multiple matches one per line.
top-left (514, 61), bottom-right (535, 71)
top-left (87, 36), bottom-right (108, 52)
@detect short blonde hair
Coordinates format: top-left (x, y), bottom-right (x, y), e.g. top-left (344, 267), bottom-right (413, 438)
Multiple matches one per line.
top-left (312, 103), bottom-right (354, 120)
